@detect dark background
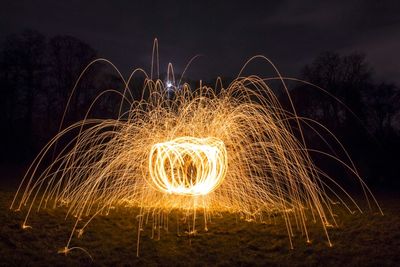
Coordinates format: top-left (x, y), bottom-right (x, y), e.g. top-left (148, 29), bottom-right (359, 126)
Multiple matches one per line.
top-left (0, 0), bottom-right (399, 191)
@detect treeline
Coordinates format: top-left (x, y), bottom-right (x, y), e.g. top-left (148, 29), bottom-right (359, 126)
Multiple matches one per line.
top-left (1, 30), bottom-right (399, 188)
top-left (0, 30), bottom-right (125, 161)
top-left (288, 52), bottom-right (399, 188)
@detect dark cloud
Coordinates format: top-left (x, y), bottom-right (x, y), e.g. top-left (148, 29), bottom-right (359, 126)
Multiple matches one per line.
top-left (1, 0), bottom-right (399, 82)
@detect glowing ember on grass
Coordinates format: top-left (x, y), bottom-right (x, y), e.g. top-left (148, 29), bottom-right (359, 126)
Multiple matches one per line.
top-left (10, 40), bottom-right (382, 258)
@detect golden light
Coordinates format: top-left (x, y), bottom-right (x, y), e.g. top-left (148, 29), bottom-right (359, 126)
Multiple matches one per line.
top-left (148, 137), bottom-right (227, 196)
top-left (10, 40), bottom-right (382, 258)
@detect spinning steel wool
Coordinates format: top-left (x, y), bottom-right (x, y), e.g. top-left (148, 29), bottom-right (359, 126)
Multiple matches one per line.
top-left (149, 136), bottom-right (227, 196)
top-left (10, 41), bottom-right (382, 257)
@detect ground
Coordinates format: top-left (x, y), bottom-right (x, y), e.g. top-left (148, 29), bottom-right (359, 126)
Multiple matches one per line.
top-left (1, 186), bottom-right (399, 267)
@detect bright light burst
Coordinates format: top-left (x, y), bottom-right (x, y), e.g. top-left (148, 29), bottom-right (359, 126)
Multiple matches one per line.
top-left (11, 40), bottom-right (382, 258)
top-left (149, 136), bottom-right (227, 196)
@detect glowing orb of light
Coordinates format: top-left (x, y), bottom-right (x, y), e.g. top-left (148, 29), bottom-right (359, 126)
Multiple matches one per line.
top-left (148, 136), bottom-right (227, 196)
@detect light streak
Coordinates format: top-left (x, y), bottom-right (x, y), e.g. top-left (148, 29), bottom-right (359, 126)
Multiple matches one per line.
top-left (149, 137), bottom-right (227, 196)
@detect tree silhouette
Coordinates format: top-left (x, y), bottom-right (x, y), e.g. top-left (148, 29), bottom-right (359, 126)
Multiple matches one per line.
top-left (365, 82), bottom-right (399, 137)
top-left (0, 30), bottom-right (47, 160)
top-left (300, 52), bottom-right (371, 127)
top-left (47, 35), bottom-right (98, 124)
top-left (290, 51), bottom-right (399, 187)
top-left (0, 30), bottom-right (100, 161)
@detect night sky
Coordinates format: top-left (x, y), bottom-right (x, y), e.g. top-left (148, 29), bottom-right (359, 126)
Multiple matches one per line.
top-left (1, 0), bottom-right (399, 82)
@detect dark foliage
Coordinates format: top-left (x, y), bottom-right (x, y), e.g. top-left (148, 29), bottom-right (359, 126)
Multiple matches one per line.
top-left (287, 51), bottom-right (400, 189)
top-left (0, 30), bottom-right (124, 162)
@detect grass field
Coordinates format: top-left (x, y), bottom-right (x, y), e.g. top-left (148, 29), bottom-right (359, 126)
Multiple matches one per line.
top-left (0, 186), bottom-right (399, 267)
